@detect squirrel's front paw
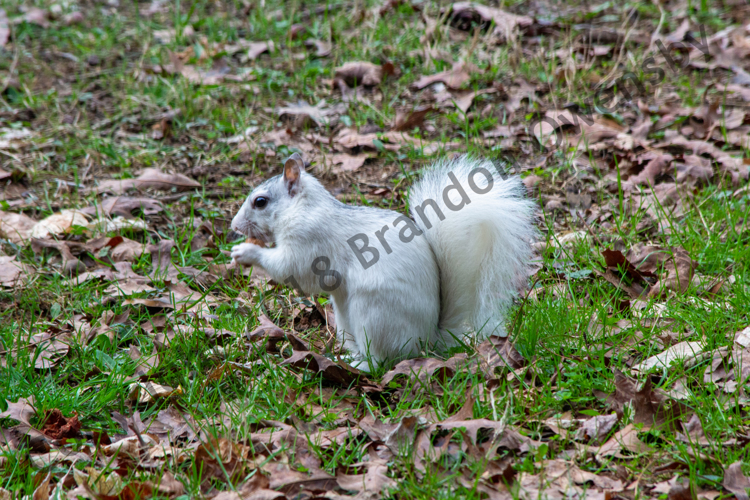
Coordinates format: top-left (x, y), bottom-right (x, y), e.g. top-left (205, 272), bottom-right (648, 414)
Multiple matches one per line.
top-left (231, 242), bottom-right (261, 266)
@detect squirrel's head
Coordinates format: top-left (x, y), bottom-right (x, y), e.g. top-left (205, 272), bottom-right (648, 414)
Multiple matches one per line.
top-left (231, 152), bottom-right (306, 244)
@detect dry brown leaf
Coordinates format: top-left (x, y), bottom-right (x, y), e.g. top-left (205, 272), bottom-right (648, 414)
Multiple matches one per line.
top-left (282, 350), bottom-right (366, 386)
top-left (40, 409), bottom-right (81, 440)
top-left (632, 341), bottom-right (706, 372)
top-left (305, 39), bottom-right (331, 57)
top-left (0, 9), bottom-right (8, 48)
top-left (213, 473), bottom-right (283, 500)
top-left (0, 211), bottom-right (36, 245)
top-left (450, 88), bottom-right (496, 113)
top-left (605, 370), bottom-right (689, 430)
top-left (624, 153), bottom-right (675, 188)
top-left (259, 128), bottom-right (315, 154)
top-left (412, 61), bottom-right (478, 90)
top-left (265, 463), bottom-right (337, 497)
top-left (247, 40), bottom-right (274, 59)
top-left (574, 413), bottom-right (618, 443)
top-left (193, 437), bottom-right (249, 484)
top-left (381, 354), bottom-right (470, 387)
top-left (129, 345), bottom-right (160, 377)
top-left (31, 331), bottom-right (70, 369)
top-left (334, 61), bottom-right (385, 87)
top-left (31, 238), bottom-right (86, 276)
top-left (335, 128), bottom-right (454, 155)
top-left (648, 251), bottom-right (696, 298)
top-left (594, 423), bottom-right (650, 458)
top-left (475, 335), bottom-right (526, 378)
top-left (724, 462), bottom-right (750, 500)
top-left (62, 11), bottom-right (84, 25)
top-left (92, 168), bottom-right (201, 195)
top-left (328, 153), bottom-right (370, 172)
top-left (147, 239), bottom-right (180, 281)
top-left (128, 381), bottom-right (181, 403)
top-left (246, 313), bottom-right (308, 352)
top-left (0, 255), bottom-right (33, 288)
top-left (0, 396), bottom-right (35, 425)
top-left (82, 196), bottom-right (162, 219)
top-left (392, 107), bottom-right (434, 131)
top-left (30, 210), bottom-right (88, 239)
top-left (101, 236), bottom-right (145, 262)
top-left (22, 7), bottom-right (49, 28)
top-left (336, 459), bottom-right (396, 498)
top-left (450, 2), bottom-right (533, 42)
top-left (277, 100), bottom-right (347, 127)
top-left (73, 467), bottom-right (125, 497)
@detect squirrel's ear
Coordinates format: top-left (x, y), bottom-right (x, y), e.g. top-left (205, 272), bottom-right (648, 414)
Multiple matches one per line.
top-left (283, 153), bottom-right (305, 196)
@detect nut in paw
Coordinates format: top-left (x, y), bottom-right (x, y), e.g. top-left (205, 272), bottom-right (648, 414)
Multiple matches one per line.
top-left (230, 242), bottom-right (261, 266)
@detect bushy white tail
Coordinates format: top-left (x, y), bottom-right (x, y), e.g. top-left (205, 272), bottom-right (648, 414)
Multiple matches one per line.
top-left (409, 155), bottom-right (537, 341)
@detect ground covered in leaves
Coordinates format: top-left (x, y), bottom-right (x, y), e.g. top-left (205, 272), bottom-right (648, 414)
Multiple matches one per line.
top-left (1, 0), bottom-right (750, 498)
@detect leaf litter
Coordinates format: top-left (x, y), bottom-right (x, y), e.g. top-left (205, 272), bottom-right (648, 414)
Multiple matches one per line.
top-left (1, 0), bottom-right (750, 498)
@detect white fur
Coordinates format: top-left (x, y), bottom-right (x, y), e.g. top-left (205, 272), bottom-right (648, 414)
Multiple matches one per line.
top-left (231, 155), bottom-right (536, 371)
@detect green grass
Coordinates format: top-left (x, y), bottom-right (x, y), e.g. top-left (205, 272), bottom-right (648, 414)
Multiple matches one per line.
top-left (1, 0), bottom-right (750, 498)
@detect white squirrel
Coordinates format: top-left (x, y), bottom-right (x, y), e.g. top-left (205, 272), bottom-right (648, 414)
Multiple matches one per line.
top-left (231, 153), bottom-right (536, 371)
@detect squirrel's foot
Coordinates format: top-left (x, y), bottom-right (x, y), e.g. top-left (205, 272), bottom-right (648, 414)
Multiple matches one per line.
top-left (231, 242), bottom-right (262, 266)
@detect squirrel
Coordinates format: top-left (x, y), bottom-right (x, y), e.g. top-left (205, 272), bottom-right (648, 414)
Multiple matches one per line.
top-left (231, 153), bottom-right (537, 372)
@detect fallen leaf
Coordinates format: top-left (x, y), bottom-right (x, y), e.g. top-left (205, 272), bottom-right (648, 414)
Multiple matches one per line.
top-left (305, 39), bottom-right (331, 57)
top-left (450, 2), bottom-right (533, 42)
top-left (605, 370), bottom-right (689, 430)
top-left (40, 409), bottom-right (82, 440)
top-left (334, 61), bottom-right (386, 87)
top-left (129, 345), bottom-right (160, 377)
top-left (0, 255), bottom-right (33, 287)
top-left (22, 7), bottom-right (49, 28)
top-left (327, 153), bottom-right (370, 172)
top-left (31, 331), bottom-right (70, 369)
top-left (30, 210), bottom-right (88, 239)
top-left (86, 235), bottom-right (145, 262)
top-left (632, 341), bottom-right (706, 372)
top-left (74, 467), bottom-right (124, 497)
top-left (127, 382), bottom-right (181, 403)
top-left (381, 355), bottom-right (470, 387)
top-left (602, 248), bottom-right (656, 281)
top-left (476, 335), bottom-right (526, 378)
top-left (0, 9), bottom-right (8, 48)
top-left (92, 168), bottom-right (201, 195)
top-left (193, 437), bottom-right (248, 484)
top-left (86, 216), bottom-right (148, 235)
top-left (62, 11), bottom-right (84, 25)
top-left (724, 462), bottom-right (750, 500)
top-left (412, 61), bottom-right (478, 89)
top-left (147, 239), bottom-right (177, 280)
top-left (0, 211), bottom-right (36, 245)
top-left (574, 413), bottom-right (619, 443)
top-left (282, 350), bottom-right (366, 386)
top-left (451, 88), bottom-right (496, 113)
top-left (80, 197), bottom-right (162, 219)
top-left (335, 127), bottom-right (454, 155)
top-left (595, 423), bottom-right (650, 458)
top-left (392, 106), bottom-right (434, 131)
top-left (337, 459), bottom-right (397, 498)
top-left (277, 100), bottom-right (347, 127)
top-left (0, 396), bottom-right (36, 425)
top-left (247, 40), bottom-right (274, 59)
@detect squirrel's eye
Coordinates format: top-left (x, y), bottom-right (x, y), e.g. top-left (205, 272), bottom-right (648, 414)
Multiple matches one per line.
top-left (253, 196), bottom-right (268, 209)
